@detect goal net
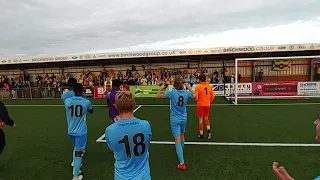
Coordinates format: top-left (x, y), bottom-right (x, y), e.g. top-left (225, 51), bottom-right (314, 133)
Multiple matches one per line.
top-left (224, 55), bottom-right (320, 105)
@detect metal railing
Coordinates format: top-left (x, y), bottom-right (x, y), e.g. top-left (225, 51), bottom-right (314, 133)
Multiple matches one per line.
top-left (0, 87), bottom-right (64, 99)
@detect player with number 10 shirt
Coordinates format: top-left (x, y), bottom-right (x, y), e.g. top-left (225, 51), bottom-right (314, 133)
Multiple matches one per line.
top-left (105, 91), bottom-right (152, 180)
top-left (195, 74), bottom-right (215, 139)
top-left (64, 83), bottom-right (93, 180)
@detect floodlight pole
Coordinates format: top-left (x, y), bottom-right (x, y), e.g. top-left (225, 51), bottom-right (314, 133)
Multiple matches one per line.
top-left (235, 58), bottom-right (238, 105)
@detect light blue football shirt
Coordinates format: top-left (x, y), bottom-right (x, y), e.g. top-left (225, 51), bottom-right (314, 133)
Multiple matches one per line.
top-left (105, 117), bottom-right (152, 180)
top-left (62, 90), bottom-right (86, 103)
top-left (164, 89), bottom-right (194, 122)
top-left (64, 96), bottom-right (92, 136)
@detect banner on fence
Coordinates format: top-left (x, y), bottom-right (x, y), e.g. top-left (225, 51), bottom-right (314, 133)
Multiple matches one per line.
top-left (94, 86), bottom-right (106, 99)
top-left (130, 85), bottom-right (167, 97)
top-left (298, 82), bottom-right (320, 96)
top-left (85, 87), bottom-right (93, 97)
top-left (272, 60), bottom-right (291, 71)
top-left (252, 82), bottom-right (298, 96)
top-left (94, 85), bottom-right (130, 99)
top-left (211, 83), bottom-right (252, 96)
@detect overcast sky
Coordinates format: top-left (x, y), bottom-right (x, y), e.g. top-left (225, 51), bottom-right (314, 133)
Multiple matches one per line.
top-left (0, 0), bottom-right (320, 58)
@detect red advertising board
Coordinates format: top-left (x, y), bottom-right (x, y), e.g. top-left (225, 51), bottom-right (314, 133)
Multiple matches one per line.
top-left (94, 86), bottom-right (106, 99)
top-left (94, 85), bottom-right (131, 99)
top-left (122, 85), bottom-right (130, 91)
top-left (252, 82), bottom-right (298, 96)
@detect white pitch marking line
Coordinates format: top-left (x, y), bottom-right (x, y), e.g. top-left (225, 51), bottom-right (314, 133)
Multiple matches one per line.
top-left (5, 103), bottom-right (320, 107)
top-left (95, 140), bottom-right (320, 147)
top-left (95, 105), bottom-right (142, 142)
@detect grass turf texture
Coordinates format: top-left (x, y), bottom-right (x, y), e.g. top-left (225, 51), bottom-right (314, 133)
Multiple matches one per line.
top-left (0, 98), bottom-right (320, 180)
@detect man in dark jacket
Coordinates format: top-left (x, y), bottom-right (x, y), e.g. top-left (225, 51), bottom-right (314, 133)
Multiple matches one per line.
top-left (0, 101), bottom-right (16, 155)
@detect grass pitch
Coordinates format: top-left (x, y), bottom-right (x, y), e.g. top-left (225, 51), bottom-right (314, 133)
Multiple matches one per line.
top-left (1, 97), bottom-right (320, 180)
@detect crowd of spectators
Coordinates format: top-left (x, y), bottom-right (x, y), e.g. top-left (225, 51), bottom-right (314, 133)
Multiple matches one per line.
top-left (0, 65), bottom-right (240, 99)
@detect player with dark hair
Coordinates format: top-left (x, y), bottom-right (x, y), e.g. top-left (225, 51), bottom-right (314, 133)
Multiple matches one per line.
top-left (195, 74), bottom-right (215, 139)
top-left (64, 83), bottom-right (93, 180)
top-left (0, 101), bottom-right (16, 155)
top-left (62, 78), bottom-right (87, 158)
top-left (157, 77), bottom-right (194, 170)
top-left (62, 78), bottom-right (78, 103)
top-left (106, 79), bottom-right (122, 123)
top-left (105, 91), bottom-right (152, 180)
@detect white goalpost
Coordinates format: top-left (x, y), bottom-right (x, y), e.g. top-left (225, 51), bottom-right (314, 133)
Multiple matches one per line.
top-left (233, 55), bottom-right (320, 105)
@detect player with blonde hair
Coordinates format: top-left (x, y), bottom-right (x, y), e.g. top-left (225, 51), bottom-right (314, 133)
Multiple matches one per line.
top-left (157, 77), bottom-right (194, 171)
top-left (105, 91), bottom-right (152, 180)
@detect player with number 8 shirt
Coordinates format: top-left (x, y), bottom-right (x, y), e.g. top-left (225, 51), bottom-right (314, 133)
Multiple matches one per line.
top-left (105, 91), bottom-right (152, 180)
top-left (157, 77), bottom-right (195, 171)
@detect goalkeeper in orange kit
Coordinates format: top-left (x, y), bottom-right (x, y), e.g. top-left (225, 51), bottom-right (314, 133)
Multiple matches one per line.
top-left (195, 74), bottom-right (215, 139)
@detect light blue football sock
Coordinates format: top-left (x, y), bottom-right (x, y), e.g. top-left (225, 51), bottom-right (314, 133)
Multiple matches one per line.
top-left (73, 151), bottom-right (82, 177)
top-left (181, 140), bottom-right (185, 149)
top-left (175, 143), bottom-right (184, 164)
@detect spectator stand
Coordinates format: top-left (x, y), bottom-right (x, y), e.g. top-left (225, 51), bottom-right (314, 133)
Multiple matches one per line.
top-left (0, 44), bottom-right (319, 99)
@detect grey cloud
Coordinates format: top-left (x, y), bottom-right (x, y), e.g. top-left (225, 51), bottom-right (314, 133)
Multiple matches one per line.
top-left (0, 0), bottom-right (319, 58)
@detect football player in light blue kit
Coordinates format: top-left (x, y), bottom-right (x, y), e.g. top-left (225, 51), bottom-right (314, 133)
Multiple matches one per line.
top-left (64, 83), bottom-right (93, 180)
top-left (62, 77), bottom-right (86, 103)
top-left (157, 77), bottom-right (194, 171)
top-left (62, 78), bottom-right (87, 158)
top-left (105, 91), bottom-right (152, 180)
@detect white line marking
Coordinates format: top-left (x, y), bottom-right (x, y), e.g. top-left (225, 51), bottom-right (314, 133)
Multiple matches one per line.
top-left (95, 105), bottom-right (142, 142)
top-left (95, 140), bottom-right (320, 147)
top-left (133, 105), bottom-right (142, 112)
top-left (5, 102), bottom-right (320, 107)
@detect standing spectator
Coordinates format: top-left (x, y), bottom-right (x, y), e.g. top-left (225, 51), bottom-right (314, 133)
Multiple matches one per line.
top-left (24, 71), bottom-right (30, 86)
top-left (102, 68), bottom-right (108, 79)
top-left (218, 74), bottom-right (224, 84)
top-left (205, 75), bottom-right (211, 84)
top-left (317, 65), bottom-right (320, 81)
top-left (213, 69), bottom-right (219, 77)
top-left (238, 71), bottom-right (242, 82)
top-left (146, 75), bottom-right (152, 85)
top-left (223, 68), bottom-right (229, 83)
top-left (230, 73), bottom-right (235, 84)
top-left (258, 69), bottom-right (264, 82)
top-left (190, 76), bottom-right (197, 86)
top-left (126, 69), bottom-right (132, 77)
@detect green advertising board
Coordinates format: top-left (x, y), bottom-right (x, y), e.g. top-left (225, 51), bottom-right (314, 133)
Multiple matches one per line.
top-left (130, 85), bottom-right (168, 97)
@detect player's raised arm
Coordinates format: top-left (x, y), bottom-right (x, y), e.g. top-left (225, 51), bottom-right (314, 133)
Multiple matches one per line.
top-left (157, 84), bottom-right (167, 99)
top-left (184, 83), bottom-right (194, 94)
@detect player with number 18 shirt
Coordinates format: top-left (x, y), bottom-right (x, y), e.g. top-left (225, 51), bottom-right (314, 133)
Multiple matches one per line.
top-left (105, 91), bottom-right (152, 180)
